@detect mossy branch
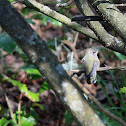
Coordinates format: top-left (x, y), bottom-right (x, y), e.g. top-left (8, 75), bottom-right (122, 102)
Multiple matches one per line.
top-left (74, 0), bottom-right (126, 55)
top-left (19, 0), bottom-right (126, 56)
top-left (88, 0), bottom-right (126, 41)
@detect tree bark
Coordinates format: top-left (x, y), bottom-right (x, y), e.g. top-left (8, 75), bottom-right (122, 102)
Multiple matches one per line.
top-left (88, 0), bottom-right (126, 42)
top-left (74, 0), bottom-right (126, 55)
top-left (0, 0), bottom-right (105, 126)
top-left (21, 0), bottom-right (126, 55)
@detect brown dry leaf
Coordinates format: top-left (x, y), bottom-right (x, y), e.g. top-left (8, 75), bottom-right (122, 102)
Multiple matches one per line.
top-left (5, 55), bottom-right (16, 66)
top-left (83, 82), bottom-right (100, 96)
top-left (30, 19), bottom-right (43, 37)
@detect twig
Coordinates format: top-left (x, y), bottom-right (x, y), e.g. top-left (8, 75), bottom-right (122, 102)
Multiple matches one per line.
top-left (73, 32), bottom-right (79, 46)
top-left (98, 66), bottom-right (126, 71)
top-left (56, 0), bottom-right (74, 8)
top-left (18, 93), bottom-right (23, 125)
top-left (20, 0), bottom-right (126, 56)
top-left (1, 84), bottom-right (17, 124)
top-left (115, 4), bottom-right (126, 7)
top-left (55, 38), bottom-right (66, 62)
top-left (70, 32), bottom-right (79, 72)
top-left (70, 52), bottom-right (74, 71)
top-left (71, 66), bottom-right (126, 73)
top-left (61, 40), bottom-right (78, 60)
top-left (72, 76), bottom-right (126, 126)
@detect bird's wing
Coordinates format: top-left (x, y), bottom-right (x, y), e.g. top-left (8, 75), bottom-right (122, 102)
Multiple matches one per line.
top-left (83, 56), bottom-right (94, 75)
top-left (85, 60), bottom-right (98, 79)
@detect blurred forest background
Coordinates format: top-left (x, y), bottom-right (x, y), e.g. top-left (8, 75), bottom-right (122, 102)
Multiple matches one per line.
top-left (0, 0), bottom-right (126, 126)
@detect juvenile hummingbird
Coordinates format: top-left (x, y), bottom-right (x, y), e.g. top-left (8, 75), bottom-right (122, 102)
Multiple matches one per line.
top-left (82, 48), bottom-right (100, 84)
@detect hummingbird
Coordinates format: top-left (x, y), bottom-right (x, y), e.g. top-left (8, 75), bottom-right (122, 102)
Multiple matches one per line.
top-left (82, 48), bottom-right (100, 84)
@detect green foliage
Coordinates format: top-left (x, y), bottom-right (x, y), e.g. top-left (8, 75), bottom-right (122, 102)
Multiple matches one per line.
top-left (65, 111), bottom-right (73, 125)
top-left (103, 49), bottom-right (126, 61)
top-left (97, 72), bottom-right (126, 124)
top-left (25, 18), bottom-right (35, 25)
top-left (8, 0), bottom-right (15, 2)
top-left (40, 15), bottom-right (62, 27)
top-left (95, 108), bottom-right (122, 126)
top-left (47, 39), bottom-right (61, 50)
top-left (6, 77), bottom-right (40, 102)
top-left (120, 87), bottom-right (126, 94)
top-left (0, 117), bottom-right (11, 126)
top-left (15, 46), bottom-right (28, 60)
top-left (24, 68), bottom-right (41, 75)
top-left (20, 116), bottom-right (35, 126)
top-left (32, 103), bottom-right (47, 111)
top-left (0, 106), bottom-right (39, 126)
top-left (23, 68), bottom-right (42, 80)
top-left (0, 32), bottom-right (16, 54)
top-left (13, 107), bottom-right (38, 126)
top-left (40, 81), bottom-right (50, 93)
top-left (113, 52), bottom-right (126, 61)
top-left (21, 8), bottom-right (62, 27)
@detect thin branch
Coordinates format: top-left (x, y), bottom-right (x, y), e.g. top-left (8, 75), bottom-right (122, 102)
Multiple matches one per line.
top-left (98, 66), bottom-right (126, 71)
top-left (18, 93), bottom-right (23, 125)
top-left (1, 84), bottom-right (17, 124)
top-left (88, 0), bottom-right (126, 41)
top-left (72, 76), bottom-right (126, 126)
top-left (115, 4), bottom-right (126, 7)
top-left (21, 0), bottom-right (98, 41)
top-left (70, 52), bottom-right (74, 71)
top-left (70, 32), bottom-right (79, 73)
top-left (21, 0), bottom-right (126, 55)
top-left (70, 66), bottom-right (126, 74)
top-left (73, 32), bottom-right (79, 46)
top-left (61, 40), bottom-right (78, 60)
top-left (56, 0), bottom-right (74, 8)
top-left (74, 0), bottom-right (126, 55)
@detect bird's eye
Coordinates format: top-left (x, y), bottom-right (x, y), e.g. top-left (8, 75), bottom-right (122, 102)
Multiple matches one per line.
top-left (93, 51), bottom-right (96, 54)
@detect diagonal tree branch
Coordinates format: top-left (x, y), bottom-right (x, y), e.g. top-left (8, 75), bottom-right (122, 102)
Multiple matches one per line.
top-left (0, 0), bottom-right (105, 125)
top-left (74, 0), bottom-right (126, 55)
top-left (88, 0), bottom-right (126, 42)
top-left (21, 0), bottom-right (98, 41)
top-left (21, 0), bottom-right (126, 56)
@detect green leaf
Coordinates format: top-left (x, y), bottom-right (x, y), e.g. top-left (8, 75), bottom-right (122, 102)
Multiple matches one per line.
top-left (15, 46), bottom-right (27, 60)
top-left (47, 39), bottom-right (61, 50)
top-left (24, 68), bottom-right (41, 76)
top-left (40, 81), bottom-right (50, 93)
top-left (65, 111), bottom-right (73, 125)
top-left (40, 15), bottom-right (62, 27)
top-left (6, 77), bottom-right (40, 102)
top-left (51, 19), bottom-right (62, 27)
top-left (12, 106), bottom-right (38, 126)
top-left (8, 0), bottom-right (15, 2)
top-left (23, 68), bottom-right (42, 79)
top-left (21, 116), bottom-right (36, 126)
top-left (120, 87), bottom-right (126, 94)
top-left (25, 18), bottom-right (35, 25)
top-left (113, 52), bottom-right (126, 61)
top-left (0, 32), bottom-right (16, 54)
top-left (0, 117), bottom-right (10, 126)
top-left (32, 103), bottom-right (47, 111)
